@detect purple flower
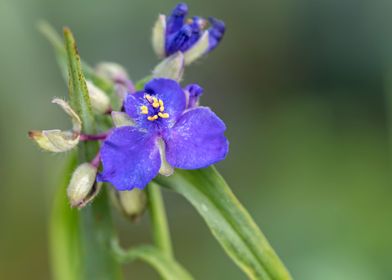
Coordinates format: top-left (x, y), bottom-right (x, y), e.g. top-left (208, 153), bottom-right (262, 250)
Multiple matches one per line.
top-left (152, 3), bottom-right (225, 65)
top-left (97, 78), bottom-right (228, 190)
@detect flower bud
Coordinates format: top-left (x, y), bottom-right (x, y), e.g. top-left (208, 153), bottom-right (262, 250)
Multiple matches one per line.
top-left (86, 80), bottom-right (111, 114)
top-left (112, 189), bottom-right (147, 222)
top-left (28, 130), bottom-right (79, 153)
top-left (152, 14), bottom-right (166, 58)
top-left (111, 111), bottom-right (135, 127)
top-left (95, 63), bottom-right (135, 99)
top-left (152, 52), bottom-right (184, 81)
top-left (67, 163), bottom-right (100, 208)
top-left (28, 98), bottom-right (81, 152)
top-left (183, 31), bottom-right (209, 65)
top-left (95, 62), bottom-right (130, 84)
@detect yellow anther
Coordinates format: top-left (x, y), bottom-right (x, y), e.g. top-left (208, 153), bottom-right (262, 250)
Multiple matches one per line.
top-left (159, 99), bottom-right (164, 107)
top-left (145, 94), bottom-right (152, 102)
top-left (158, 112), bottom-right (169, 119)
top-left (147, 115), bottom-right (159, 121)
top-left (152, 97), bottom-right (160, 108)
top-left (140, 105), bottom-right (148, 114)
top-left (159, 106), bottom-right (165, 112)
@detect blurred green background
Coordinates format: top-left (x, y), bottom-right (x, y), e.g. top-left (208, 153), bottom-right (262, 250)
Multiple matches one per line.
top-left (1, 0), bottom-right (391, 279)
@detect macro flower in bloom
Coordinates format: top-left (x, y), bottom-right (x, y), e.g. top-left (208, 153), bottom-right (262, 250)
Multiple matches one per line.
top-left (152, 2), bottom-right (225, 65)
top-left (98, 78), bottom-right (228, 190)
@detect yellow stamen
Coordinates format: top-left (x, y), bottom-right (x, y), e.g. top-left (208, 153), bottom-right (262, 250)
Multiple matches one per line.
top-left (158, 112), bottom-right (169, 119)
top-left (152, 97), bottom-right (160, 108)
top-left (145, 94), bottom-right (152, 103)
top-left (147, 115), bottom-right (159, 121)
top-left (159, 106), bottom-right (165, 112)
top-left (140, 105), bottom-right (148, 114)
top-left (159, 99), bottom-right (164, 107)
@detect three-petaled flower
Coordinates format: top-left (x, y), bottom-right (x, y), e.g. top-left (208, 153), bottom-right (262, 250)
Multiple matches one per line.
top-left (97, 78), bottom-right (229, 190)
top-left (152, 3), bottom-right (225, 65)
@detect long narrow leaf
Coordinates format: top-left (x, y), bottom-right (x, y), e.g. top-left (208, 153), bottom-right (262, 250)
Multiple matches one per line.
top-left (63, 28), bottom-right (122, 280)
top-left (64, 27), bottom-right (95, 136)
top-left (155, 167), bottom-right (292, 280)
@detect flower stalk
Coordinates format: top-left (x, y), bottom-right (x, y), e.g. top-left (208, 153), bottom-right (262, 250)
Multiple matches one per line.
top-left (147, 182), bottom-right (173, 258)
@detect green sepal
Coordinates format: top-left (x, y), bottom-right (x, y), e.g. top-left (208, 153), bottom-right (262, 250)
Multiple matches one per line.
top-left (135, 75), bottom-right (152, 91)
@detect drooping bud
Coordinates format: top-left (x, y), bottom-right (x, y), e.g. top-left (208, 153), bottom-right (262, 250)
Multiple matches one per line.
top-left (67, 163), bottom-right (100, 208)
top-left (28, 98), bottom-right (81, 152)
top-left (152, 52), bottom-right (184, 81)
top-left (111, 111), bottom-right (135, 127)
top-left (86, 80), bottom-right (111, 114)
top-left (157, 138), bottom-right (174, 176)
top-left (112, 189), bottom-right (147, 222)
top-left (152, 14), bottom-right (166, 58)
top-left (183, 31), bottom-right (209, 65)
top-left (28, 130), bottom-right (79, 153)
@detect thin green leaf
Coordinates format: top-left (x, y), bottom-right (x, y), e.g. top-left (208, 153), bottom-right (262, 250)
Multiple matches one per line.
top-left (63, 28), bottom-right (122, 280)
top-left (49, 154), bottom-right (81, 280)
top-left (155, 167), bottom-right (292, 280)
top-left (64, 27), bottom-right (95, 135)
top-left (113, 244), bottom-right (194, 280)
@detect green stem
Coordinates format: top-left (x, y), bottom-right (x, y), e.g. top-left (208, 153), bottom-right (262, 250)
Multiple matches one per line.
top-left (50, 154), bottom-right (81, 280)
top-left (78, 187), bottom-right (123, 280)
top-left (147, 182), bottom-right (173, 257)
top-left (112, 242), bottom-right (193, 280)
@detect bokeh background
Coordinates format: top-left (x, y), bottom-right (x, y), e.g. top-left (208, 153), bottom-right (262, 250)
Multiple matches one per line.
top-left (1, 0), bottom-right (391, 279)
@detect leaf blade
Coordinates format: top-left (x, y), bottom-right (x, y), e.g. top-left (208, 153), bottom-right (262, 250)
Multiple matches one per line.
top-left (156, 167), bottom-right (292, 280)
top-left (63, 27), bottom-right (95, 135)
top-left (63, 28), bottom-right (122, 280)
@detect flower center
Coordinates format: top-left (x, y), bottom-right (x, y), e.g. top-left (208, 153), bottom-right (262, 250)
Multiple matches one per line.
top-left (140, 94), bottom-right (170, 121)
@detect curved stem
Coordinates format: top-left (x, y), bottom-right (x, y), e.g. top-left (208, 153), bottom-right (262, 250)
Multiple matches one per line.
top-left (147, 182), bottom-right (173, 257)
top-left (111, 242), bottom-right (193, 280)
